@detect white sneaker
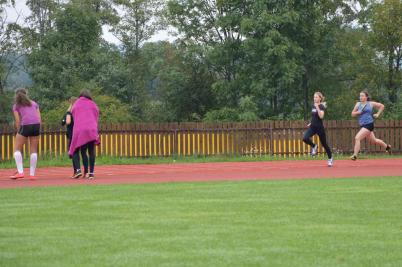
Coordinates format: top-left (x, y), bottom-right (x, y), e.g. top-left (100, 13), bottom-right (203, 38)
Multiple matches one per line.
top-left (311, 144), bottom-right (318, 156)
top-left (327, 158), bottom-right (333, 167)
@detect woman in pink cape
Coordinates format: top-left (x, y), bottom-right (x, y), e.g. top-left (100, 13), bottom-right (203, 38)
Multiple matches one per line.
top-left (68, 90), bottom-right (100, 179)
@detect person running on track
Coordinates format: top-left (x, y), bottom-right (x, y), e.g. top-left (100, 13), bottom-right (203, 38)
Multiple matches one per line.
top-left (303, 92), bottom-right (333, 167)
top-left (350, 90), bottom-right (391, 160)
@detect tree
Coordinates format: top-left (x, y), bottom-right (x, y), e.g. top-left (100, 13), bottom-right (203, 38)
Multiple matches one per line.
top-left (141, 42), bottom-right (215, 122)
top-left (370, 0), bottom-right (402, 104)
top-left (41, 93), bottom-right (136, 124)
top-left (113, 0), bottom-right (165, 53)
top-left (0, 0), bottom-right (18, 123)
top-left (25, 0), bottom-right (60, 47)
top-left (28, 1), bottom-right (102, 109)
top-left (166, 0), bottom-right (250, 107)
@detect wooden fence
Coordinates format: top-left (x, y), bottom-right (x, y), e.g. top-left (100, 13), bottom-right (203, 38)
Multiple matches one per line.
top-left (0, 120), bottom-right (401, 161)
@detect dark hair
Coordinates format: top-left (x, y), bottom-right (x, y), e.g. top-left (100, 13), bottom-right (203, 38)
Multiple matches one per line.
top-left (79, 89), bottom-right (92, 100)
top-left (14, 88), bottom-right (32, 107)
top-left (361, 90), bottom-right (371, 101)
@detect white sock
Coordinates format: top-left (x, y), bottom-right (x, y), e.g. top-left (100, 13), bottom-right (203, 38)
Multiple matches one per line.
top-left (14, 151), bottom-right (24, 174)
top-left (30, 153), bottom-right (38, 176)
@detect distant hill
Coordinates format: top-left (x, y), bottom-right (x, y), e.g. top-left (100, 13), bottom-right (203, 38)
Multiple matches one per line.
top-left (4, 54), bottom-right (33, 90)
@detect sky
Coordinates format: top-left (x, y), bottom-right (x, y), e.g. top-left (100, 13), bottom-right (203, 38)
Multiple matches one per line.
top-left (4, 1), bottom-right (174, 44)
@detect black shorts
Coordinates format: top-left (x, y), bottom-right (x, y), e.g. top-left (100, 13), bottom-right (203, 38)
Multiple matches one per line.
top-left (361, 123), bottom-right (374, 132)
top-left (18, 124), bottom-right (41, 137)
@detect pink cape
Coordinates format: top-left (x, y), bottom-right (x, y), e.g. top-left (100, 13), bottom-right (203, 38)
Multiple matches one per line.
top-left (68, 97), bottom-right (100, 156)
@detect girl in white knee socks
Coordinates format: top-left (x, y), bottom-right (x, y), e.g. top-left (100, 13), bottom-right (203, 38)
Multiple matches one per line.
top-left (11, 89), bottom-right (41, 180)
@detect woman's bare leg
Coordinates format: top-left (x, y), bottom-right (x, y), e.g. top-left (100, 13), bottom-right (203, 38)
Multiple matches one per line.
top-left (353, 128), bottom-right (371, 156)
top-left (367, 132), bottom-right (387, 149)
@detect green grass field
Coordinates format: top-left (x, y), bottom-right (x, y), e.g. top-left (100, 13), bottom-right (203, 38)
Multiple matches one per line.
top-left (1, 177), bottom-right (401, 267)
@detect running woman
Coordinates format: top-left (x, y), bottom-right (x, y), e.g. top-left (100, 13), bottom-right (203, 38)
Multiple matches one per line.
top-left (302, 92), bottom-right (333, 166)
top-left (10, 88), bottom-right (41, 179)
top-left (350, 90), bottom-right (391, 160)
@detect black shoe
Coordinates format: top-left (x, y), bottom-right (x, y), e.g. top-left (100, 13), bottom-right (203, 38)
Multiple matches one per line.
top-left (71, 170), bottom-right (82, 179)
top-left (386, 144), bottom-right (392, 153)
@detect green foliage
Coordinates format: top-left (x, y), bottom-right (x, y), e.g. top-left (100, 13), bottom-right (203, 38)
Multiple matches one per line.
top-left (369, 0), bottom-right (402, 103)
top-left (203, 107), bottom-right (239, 122)
top-left (0, 91), bottom-right (13, 124)
top-left (94, 94), bottom-right (137, 123)
top-left (28, 1), bottom-right (102, 109)
top-left (41, 93), bottom-right (136, 124)
top-left (4, 0), bottom-right (400, 123)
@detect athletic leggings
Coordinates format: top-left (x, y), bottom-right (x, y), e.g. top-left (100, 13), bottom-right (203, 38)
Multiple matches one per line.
top-left (68, 138), bottom-right (79, 172)
top-left (303, 126), bottom-right (332, 159)
top-left (72, 141), bottom-right (96, 174)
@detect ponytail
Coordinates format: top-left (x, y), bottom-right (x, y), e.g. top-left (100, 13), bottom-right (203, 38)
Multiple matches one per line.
top-left (14, 88), bottom-right (32, 107)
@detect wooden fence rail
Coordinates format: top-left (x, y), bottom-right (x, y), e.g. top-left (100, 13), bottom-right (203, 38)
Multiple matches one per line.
top-left (1, 120), bottom-right (401, 161)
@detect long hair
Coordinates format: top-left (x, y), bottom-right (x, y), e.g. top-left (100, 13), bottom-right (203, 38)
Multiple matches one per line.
top-left (14, 88), bottom-right (32, 107)
top-left (361, 90), bottom-right (371, 101)
top-left (314, 91), bottom-right (327, 108)
top-left (79, 89), bottom-right (92, 100)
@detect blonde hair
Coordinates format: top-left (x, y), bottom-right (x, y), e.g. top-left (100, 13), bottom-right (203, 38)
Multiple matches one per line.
top-left (314, 91), bottom-right (327, 108)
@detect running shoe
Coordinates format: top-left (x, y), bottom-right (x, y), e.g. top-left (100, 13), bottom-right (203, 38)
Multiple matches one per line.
top-left (10, 172), bottom-right (24, 179)
top-left (71, 170), bottom-right (82, 179)
top-left (311, 144), bottom-right (318, 156)
top-left (327, 158), bottom-right (333, 167)
top-left (386, 144), bottom-right (392, 153)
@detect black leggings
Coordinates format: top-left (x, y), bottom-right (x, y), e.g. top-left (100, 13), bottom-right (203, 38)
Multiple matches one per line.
top-left (72, 141), bottom-right (96, 174)
top-left (67, 138), bottom-right (79, 172)
top-left (303, 126), bottom-right (332, 159)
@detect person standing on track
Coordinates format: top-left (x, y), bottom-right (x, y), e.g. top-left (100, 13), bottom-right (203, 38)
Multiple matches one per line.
top-left (62, 96), bottom-right (79, 178)
top-left (350, 90), bottom-right (391, 160)
top-left (68, 90), bottom-right (100, 179)
top-left (10, 88), bottom-right (41, 180)
top-left (302, 92), bottom-right (333, 167)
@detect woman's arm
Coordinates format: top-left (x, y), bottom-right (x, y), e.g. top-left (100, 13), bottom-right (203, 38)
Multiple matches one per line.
top-left (351, 102), bottom-right (361, 117)
top-left (13, 111), bottom-right (20, 131)
top-left (315, 104), bottom-right (325, 119)
top-left (66, 114), bottom-right (72, 125)
top-left (37, 108), bottom-right (42, 124)
top-left (371, 101), bottom-right (384, 118)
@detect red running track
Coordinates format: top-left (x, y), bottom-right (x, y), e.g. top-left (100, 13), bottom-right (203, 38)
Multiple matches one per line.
top-left (0, 158), bottom-right (401, 189)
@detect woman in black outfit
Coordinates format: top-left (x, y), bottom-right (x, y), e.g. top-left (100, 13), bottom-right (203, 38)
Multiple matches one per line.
top-left (61, 96), bottom-right (80, 178)
top-left (302, 92), bottom-right (333, 167)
